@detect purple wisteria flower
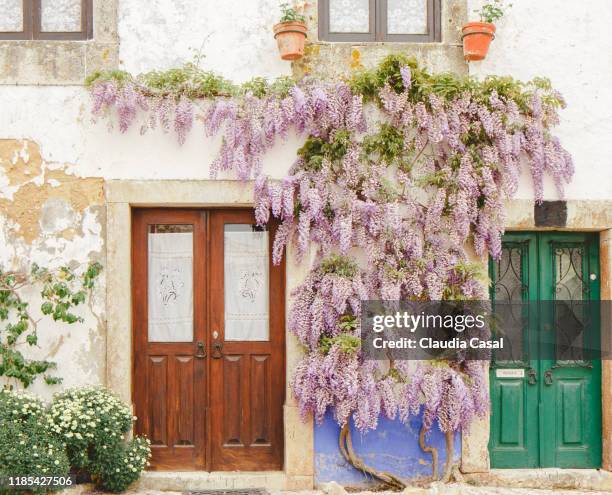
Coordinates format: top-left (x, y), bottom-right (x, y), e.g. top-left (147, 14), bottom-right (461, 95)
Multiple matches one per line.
top-left (88, 61), bottom-right (574, 434)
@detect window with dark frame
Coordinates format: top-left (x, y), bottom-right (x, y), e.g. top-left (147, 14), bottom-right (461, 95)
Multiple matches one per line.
top-left (318, 0), bottom-right (441, 42)
top-left (0, 0), bottom-right (92, 41)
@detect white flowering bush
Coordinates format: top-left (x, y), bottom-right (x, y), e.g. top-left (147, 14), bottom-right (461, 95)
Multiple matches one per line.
top-left (0, 389), bottom-right (70, 494)
top-left (49, 387), bottom-right (133, 468)
top-left (49, 387), bottom-right (151, 493)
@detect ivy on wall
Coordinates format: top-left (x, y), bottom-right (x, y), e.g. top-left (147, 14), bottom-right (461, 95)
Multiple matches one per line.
top-left (0, 262), bottom-right (102, 388)
top-left (87, 54), bottom-right (572, 480)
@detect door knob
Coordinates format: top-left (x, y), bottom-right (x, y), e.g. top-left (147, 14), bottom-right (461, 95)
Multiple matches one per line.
top-left (527, 368), bottom-right (537, 385)
top-left (195, 341), bottom-right (206, 359)
top-left (544, 369), bottom-right (553, 386)
top-left (212, 341), bottom-right (223, 359)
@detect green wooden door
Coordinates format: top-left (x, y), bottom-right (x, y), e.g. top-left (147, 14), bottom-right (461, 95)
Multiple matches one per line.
top-left (489, 232), bottom-right (601, 468)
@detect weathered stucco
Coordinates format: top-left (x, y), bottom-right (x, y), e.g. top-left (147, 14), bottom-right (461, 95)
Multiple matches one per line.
top-left (0, 139), bottom-right (106, 400)
top-left (0, 139), bottom-right (104, 243)
top-left (118, 0), bottom-right (291, 82)
top-left (295, 0), bottom-right (467, 80)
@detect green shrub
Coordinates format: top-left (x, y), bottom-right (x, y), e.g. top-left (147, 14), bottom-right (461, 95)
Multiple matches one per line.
top-left (49, 387), bottom-right (150, 493)
top-left (0, 390), bottom-right (70, 495)
top-left (90, 437), bottom-right (151, 493)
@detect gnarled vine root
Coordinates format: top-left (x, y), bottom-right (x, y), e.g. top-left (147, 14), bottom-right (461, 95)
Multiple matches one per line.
top-left (339, 423), bottom-right (406, 490)
top-left (418, 425), bottom-right (439, 482)
top-left (440, 430), bottom-right (463, 483)
top-left (338, 424), bottom-right (460, 487)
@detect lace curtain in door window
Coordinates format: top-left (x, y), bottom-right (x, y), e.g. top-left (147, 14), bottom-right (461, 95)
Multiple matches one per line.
top-left (224, 226), bottom-right (270, 341)
top-left (147, 230), bottom-right (194, 342)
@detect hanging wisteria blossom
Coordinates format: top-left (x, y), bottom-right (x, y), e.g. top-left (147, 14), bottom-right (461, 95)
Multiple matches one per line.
top-left (87, 55), bottom-right (573, 436)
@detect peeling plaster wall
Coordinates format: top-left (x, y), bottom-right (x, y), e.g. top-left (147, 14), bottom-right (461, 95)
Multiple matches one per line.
top-left (0, 139), bottom-right (106, 399)
top-left (468, 0), bottom-right (612, 201)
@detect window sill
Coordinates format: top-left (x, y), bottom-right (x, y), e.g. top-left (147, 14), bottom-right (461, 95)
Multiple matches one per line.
top-left (295, 40), bottom-right (467, 80)
top-left (0, 39), bottom-right (118, 85)
top-left (311, 40), bottom-right (447, 46)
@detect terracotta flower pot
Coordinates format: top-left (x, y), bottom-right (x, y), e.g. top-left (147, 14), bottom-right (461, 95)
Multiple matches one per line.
top-left (462, 22), bottom-right (496, 61)
top-left (273, 21), bottom-right (307, 61)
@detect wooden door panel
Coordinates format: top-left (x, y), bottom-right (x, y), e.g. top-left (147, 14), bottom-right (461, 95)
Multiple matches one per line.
top-left (559, 379), bottom-right (583, 445)
top-left (175, 355), bottom-right (195, 446)
top-left (250, 354), bottom-right (272, 445)
top-left (222, 354), bottom-right (245, 446)
top-left (490, 373), bottom-right (538, 467)
top-left (132, 209), bottom-right (207, 470)
top-left (539, 233), bottom-right (601, 468)
top-left (489, 234), bottom-right (539, 468)
top-left (499, 381), bottom-right (522, 444)
top-left (209, 210), bottom-right (285, 471)
top-left (147, 356), bottom-right (168, 446)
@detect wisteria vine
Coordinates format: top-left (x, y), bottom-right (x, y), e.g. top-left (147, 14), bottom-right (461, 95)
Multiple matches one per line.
top-left (88, 55), bottom-right (573, 437)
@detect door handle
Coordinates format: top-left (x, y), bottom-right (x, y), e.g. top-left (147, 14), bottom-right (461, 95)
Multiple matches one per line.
top-left (544, 370), bottom-right (553, 386)
top-left (527, 368), bottom-right (537, 385)
top-left (212, 341), bottom-right (223, 359)
top-left (195, 341), bottom-right (206, 359)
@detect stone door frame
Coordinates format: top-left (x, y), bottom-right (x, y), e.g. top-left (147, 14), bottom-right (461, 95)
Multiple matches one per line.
top-left (105, 180), bottom-right (314, 489)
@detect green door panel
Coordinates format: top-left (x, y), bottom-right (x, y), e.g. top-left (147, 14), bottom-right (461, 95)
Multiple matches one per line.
top-left (489, 233), bottom-right (539, 468)
top-left (560, 381), bottom-right (582, 444)
top-left (489, 232), bottom-right (602, 469)
top-left (490, 377), bottom-right (538, 467)
top-left (500, 382), bottom-right (522, 444)
top-left (539, 232), bottom-right (602, 468)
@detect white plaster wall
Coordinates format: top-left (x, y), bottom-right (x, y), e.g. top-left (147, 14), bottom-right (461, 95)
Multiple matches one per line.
top-left (0, 87), bottom-right (299, 181)
top-left (468, 0), bottom-right (612, 200)
top-left (118, 0), bottom-right (292, 82)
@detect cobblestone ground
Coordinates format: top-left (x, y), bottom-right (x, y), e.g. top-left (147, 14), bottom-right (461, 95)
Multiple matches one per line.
top-left (121, 485), bottom-right (612, 495)
top-left (62, 480), bottom-right (612, 495)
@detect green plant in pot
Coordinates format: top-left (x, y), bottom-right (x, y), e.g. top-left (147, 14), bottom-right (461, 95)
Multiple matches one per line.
top-left (462, 0), bottom-right (512, 61)
top-left (273, 2), bottom-right (307, 61)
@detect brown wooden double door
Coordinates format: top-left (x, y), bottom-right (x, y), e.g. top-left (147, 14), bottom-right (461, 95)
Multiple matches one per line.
top-left (132, 209), bottom-right (285, 471)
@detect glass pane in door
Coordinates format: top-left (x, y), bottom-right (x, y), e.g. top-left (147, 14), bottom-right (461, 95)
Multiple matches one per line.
top-left (147, 224), bottom-right (194, 342)
top-left (553, 245), bottom-right (587, 362)
top-left (224, 224), bottom-right (269, 341)
top-left (554, 246), bottom-right (585, 301)
top-left (491, 242), bottom-right (530, 365)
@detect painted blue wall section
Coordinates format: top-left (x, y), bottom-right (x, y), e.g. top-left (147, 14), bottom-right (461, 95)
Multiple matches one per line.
top-left (314, 410), bottom-right (461, 487)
